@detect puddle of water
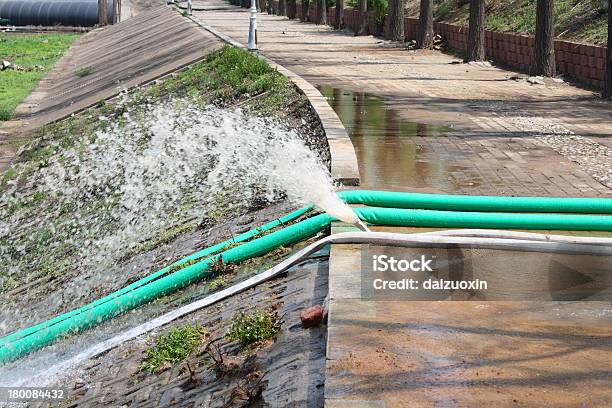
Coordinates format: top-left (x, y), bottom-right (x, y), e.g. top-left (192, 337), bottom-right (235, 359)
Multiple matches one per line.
top-left (318, 85), bottom-right (463, 192)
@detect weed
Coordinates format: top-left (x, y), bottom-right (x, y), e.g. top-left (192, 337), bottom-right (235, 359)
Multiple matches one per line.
top-left (207, 275), bottom-right (228, 291)
top-left (203, 337), bottom-right (230, 375)
top-left (1, 168), bottom-right (16, 185)
top-left (209, 256), bottom-right (237, 277)
top-left (0, 106), bottom-right (12, 121)
top-left (75, 67), bottom-right (93, 78)
top-left (168, 258), bottom-right (199, 274)
top-left (226, 309), bottom-right (281, 349)
top-left (142, 323), bottom-right (206, 373)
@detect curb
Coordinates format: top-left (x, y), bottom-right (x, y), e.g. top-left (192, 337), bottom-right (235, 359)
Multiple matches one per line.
top-left (187, 14), bottom-right (361, 186)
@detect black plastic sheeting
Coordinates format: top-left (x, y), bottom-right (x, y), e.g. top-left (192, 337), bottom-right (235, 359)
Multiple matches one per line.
top-left (0, 0), bottom-right (113, 27)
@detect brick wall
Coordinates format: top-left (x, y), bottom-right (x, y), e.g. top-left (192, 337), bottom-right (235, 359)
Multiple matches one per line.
top-left (263, 3), bottom-right (608, 89)
top-left (399, 17), bottom-right (606, 88)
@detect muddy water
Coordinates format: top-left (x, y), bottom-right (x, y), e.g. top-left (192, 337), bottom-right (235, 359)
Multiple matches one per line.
top-left (318, 85), bottom-right (456, 192)
top-left (319, 85), bottom-right (612, 406)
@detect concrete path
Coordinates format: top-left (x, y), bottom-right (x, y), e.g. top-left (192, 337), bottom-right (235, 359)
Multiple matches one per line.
top-left (194, 1), bottom-right (611, 196)
top-left (0, 4), bottom-right (222, 172)
top-left (193, 2), bottom-right (612, 407)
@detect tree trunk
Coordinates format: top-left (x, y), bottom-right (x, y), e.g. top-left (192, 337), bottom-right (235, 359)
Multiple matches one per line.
top-left (357, 0), bottom-right (367, 35)
top-left (465, 0), bottom-right (485, 61)
top-left (301, 0), bottom-right (310, 21)
top-left (316, 0), bottom-right (327, 24)
top-left (387, 0), bottom-right (404, 41)
top-left (287, 0), bottom-right (297, 19)
top-left (98, 0), bottom-right (108, 25)
top-left (416, 0), bottom-right (433, 48)
top-left (534, 0), bottom-right (556, 76)
top-left (334, 0), bottom-right (344, 29)
top-left (603, 0), bottom-right (611, 99)
top-left (268, 0), bottom-right (274, 14)
top-left (279, 0), bottom-right (286, 15)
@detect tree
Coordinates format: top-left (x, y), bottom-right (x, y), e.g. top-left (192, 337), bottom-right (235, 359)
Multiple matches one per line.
top-left (417, 0), bottom-right (433, 48)
top-left (287, 0), bottom-right (297, 19)
top-left (301, 0), bottom-right (310, 21)
top-left (316, 0), bottom-right (327, 24)
top-left (279, 0), bottom-right (286, 15)
top-left (465, 0), bottom-right (485, 61)
top-left (603, 0), bottom-right (611, 99)
top-left (534, 0), bottom-right (556, 76)
top-left (356, 0), bottom-right (368, 35)
top-left (98, 0), bottom-right (108, 25)
top-left (334, 0), bottom-right (344, 29)
top-left (388, 0), bottom-right (405, 41)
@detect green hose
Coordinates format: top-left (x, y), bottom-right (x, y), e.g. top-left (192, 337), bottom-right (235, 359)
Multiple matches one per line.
top-left (1, 191), bottom-right (611, 365)
top-left (356, 207), bottom-right (612, 231)
top-left (0, 205), bottom-right (313, 349)
top-left (340, 190), bottom-right (612, 214)
top-left (0, 213), bottom-right (331, 365)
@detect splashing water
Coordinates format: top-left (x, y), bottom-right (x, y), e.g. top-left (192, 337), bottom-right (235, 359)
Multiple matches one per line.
top-left (0, 99), bottom-right (363, 337)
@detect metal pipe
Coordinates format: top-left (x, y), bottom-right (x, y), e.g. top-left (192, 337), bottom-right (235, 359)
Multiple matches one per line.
top-left (0, 0), bottom-right (112, 27)
top-left (247, 0), bottom-right (257, 50)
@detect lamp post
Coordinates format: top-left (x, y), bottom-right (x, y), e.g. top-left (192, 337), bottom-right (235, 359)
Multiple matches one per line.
top-left (247, 0), bottom-right (257, 50)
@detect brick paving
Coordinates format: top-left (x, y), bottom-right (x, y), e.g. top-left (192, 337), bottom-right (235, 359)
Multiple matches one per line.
top-left (191, 3), bottom-right (612, 407)
top-left (194, 1), bottom-right (611, 197)
top-left (44, 259), bottom-right (328, 408)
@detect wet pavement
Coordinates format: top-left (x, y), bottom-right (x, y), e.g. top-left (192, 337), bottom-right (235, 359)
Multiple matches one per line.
top-left (318, 85), bottom-right (457, 192)
top-left (189, 2), bottom-right (612, 406)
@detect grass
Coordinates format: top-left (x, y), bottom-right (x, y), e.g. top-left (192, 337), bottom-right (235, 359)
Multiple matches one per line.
top-left (207, 275), bottom-right (228, 291)
top-left (406, 0), bottom-right (609, 45)
top-left (226, 309), bottom-right (281, 349)
top-left (0, 45), bottom-right (310, 292)
top-left (136, 45), bottom-right (298, 116)
top-left (484, 0), bottom-right (608, 43)
top-left (142, 323), bottom-right (205, 372)
top-left (75, 67), bottom-right (93, 77)
top-left (346, 0), bottom-right (389, 24)
top-left (0, 33), bottom-right (80, 120)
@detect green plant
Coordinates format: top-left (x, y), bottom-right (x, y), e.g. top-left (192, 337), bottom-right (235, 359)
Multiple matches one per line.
top-left (75, 67), bottom-right (93, 77)
top-left (369, 0), bottom-right (388, 24)
top-left (434, 0), bottom-right (454, 20)
top-left (167, 258), bottom-right (198, 273)
top-left (142, 323), bottom-right (205, 372)
top-left (0, 33), bottom-right (80, 117)
top-left (346, 0), bottom-right (388, 24)
top-left (207, 275), bottom-right (228, 291)
top-left (0, 106), bottom-right (12, 121)
top-left (210, 256), bottom-right (237, 277)
top-left (226, 309), bottom-right (281, 349)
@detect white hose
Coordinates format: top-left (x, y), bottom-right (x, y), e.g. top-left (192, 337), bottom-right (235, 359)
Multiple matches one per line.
top-left (23, 231), bottom-right (611, 386)
top-left (418, 229), bottom-right (612, 245)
